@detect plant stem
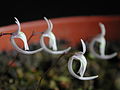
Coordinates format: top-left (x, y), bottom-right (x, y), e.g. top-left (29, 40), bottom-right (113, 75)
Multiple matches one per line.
top-left (27, 31), bottom-right (35, 42)
top-left (27, 31), bottom-right (43, 43)
top-left (0, 32), bottom-right (12, 37)
top-left (36, 53), bottom-right (66, 90)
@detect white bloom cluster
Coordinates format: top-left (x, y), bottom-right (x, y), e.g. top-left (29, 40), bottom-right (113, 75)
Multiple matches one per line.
top-left (8, 17), bottom-right (118, 81)
top-left (10, 17), bottom-right (71, 55)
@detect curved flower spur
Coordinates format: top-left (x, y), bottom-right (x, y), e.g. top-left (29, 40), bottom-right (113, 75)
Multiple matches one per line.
top-left (89, 23), bottom-right (117, 59)
top-left (40, 17), bottom-right (71, 54)
top-left (10, 17), bottom-right (43, 54)
top-left (68, 39), bottom-right (98, 80)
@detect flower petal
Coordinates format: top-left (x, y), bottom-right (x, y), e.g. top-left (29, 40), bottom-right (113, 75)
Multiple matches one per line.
top-left (99, 22), bottom-right (106, 36)
top-left (73, 55), bottom-right (87, 77)
top-left (76, 55), bottom-right (87, 77)
top-left (49, 32), bottom-right (57, 51)
top-left (40, 34), bottom-right (71, 54)
top-left (75, 40), bottom-right (87, 76)
top-left (81, 39), bottom-right (86, 54)
top-left (99, 37), bottom-right (106, 56)
top-left (89, 25), bottom-right (117, 59)
top-left (44, 17), bottom-right (53, 32)
top-left (40, 17), bottom-right (71, 54)
top-left (68, 56), bottom-right (98, 80)
top-left (14, 32), bottom-right (29, 50)
top-left (10, 36), bottom-right (43, 54)
top-left (90, 37), bottom-right (117, 59)
top-left (49, 19), bottom-right (53, 31)
top-left (14, 17), bottom-right (21, 34)
top-left (10, 17), bottom-right (43, 54)
top-left (68, 39), bottom-right (98, 80)
top-left (12, 17), bottom-right (29, 50)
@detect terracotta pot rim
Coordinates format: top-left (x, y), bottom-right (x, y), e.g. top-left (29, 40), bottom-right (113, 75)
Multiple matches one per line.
top-left (0, 15), bottom-right (120, 32)
top-left (0, 16), bottom-right (120, 51)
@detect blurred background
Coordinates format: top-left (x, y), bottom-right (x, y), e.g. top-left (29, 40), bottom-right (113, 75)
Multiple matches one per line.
top-left (0, 1), bottom-right (120, 26)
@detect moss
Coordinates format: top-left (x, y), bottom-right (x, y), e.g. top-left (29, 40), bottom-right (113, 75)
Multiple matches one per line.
top-left (0, 41), bottom-right (120, 90)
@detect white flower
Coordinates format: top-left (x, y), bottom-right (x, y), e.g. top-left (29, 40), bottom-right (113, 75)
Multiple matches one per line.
top-left (89, 23), bottom-right (117, 59)
top-left (68, 39), bottom-right (98, 80)
top-left (40, 17), bottom-right (71, 54)
top-left (10, 17), bottom-right (43, 54)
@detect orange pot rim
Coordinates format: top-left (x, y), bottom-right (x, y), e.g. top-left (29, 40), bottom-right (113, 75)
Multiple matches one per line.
top-left (0, 16), bottom-right (120, 51)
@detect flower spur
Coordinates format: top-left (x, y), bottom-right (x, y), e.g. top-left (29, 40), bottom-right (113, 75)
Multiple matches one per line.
top-left (89, 23), bottom-right (117, 59)
top-left (68, 39), bottom-right (98, 80)
top-left (40, 17), bottom-right (71, 54)
top-left (10, 17), bottom-right (43, 54)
